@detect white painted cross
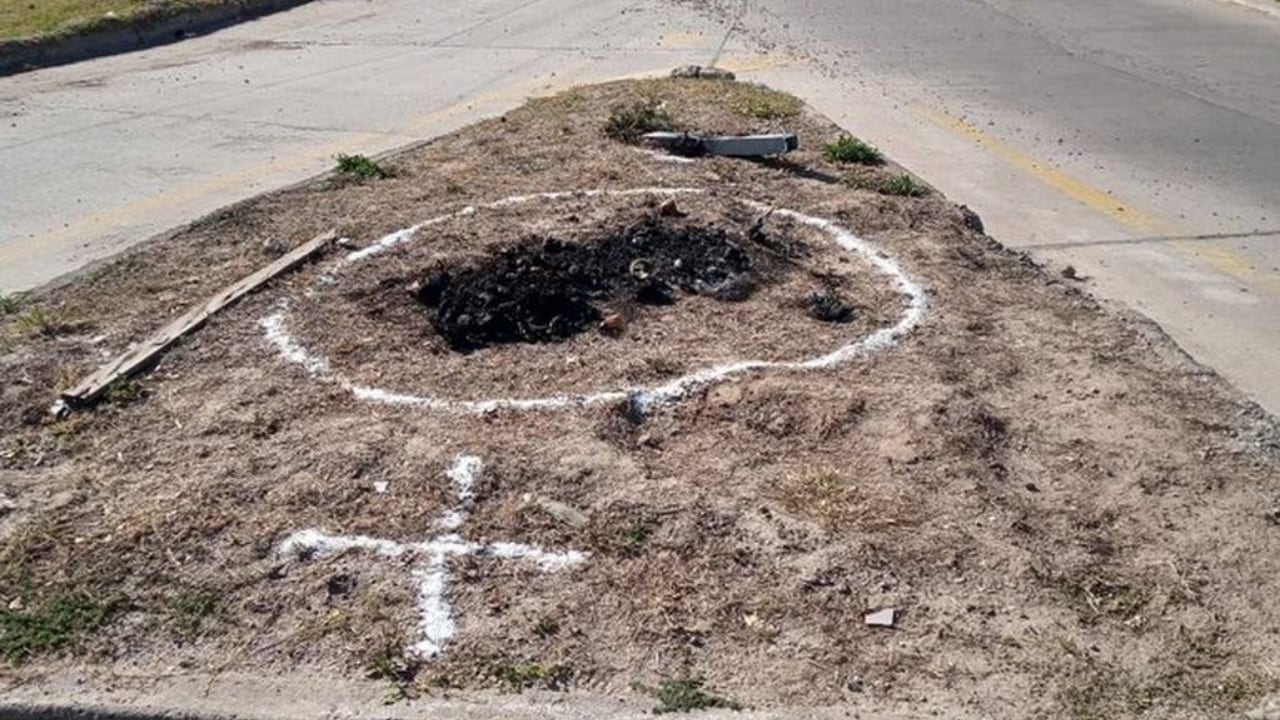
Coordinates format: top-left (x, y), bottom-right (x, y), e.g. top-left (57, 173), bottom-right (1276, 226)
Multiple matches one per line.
top-left (278, 456), bottom-right (588, 658)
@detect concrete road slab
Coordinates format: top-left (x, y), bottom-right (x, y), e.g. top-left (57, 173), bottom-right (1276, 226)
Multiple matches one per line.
top-left (0, 0), bottom-right (748, 292)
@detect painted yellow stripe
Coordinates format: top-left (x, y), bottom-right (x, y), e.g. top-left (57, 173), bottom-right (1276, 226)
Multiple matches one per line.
top-left (914, 104), bottom-right (1279, 296)
top-left (658, 30), bottom-right (716, 50)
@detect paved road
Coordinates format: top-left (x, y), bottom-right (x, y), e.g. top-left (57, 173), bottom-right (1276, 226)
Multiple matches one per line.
top-left (0, 0), bottom-right (761, 287)
top-left (0, 0), bottom-right (1277, 414)
top-left (726, 0), bottom-right (1280, 414)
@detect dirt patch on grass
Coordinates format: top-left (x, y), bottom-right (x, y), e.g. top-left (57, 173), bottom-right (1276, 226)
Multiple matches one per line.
top-left (1, 78), bottom-right (1278, 720)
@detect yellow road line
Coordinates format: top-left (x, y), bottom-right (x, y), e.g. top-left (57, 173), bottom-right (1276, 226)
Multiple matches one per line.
top-left (657, 30), bottom-right (716, 50)
top-left (914, 104), bottom-right (1279, 296)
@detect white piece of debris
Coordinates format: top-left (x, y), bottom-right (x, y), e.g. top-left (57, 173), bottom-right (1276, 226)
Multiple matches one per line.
top-left (373, 481), bottom-right (388, 494)
top-left (864, 608), bottom-right (897, 628)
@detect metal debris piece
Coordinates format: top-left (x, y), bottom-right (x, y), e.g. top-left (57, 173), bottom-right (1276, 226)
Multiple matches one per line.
top-left (642, 131), bottom-right (799, 158)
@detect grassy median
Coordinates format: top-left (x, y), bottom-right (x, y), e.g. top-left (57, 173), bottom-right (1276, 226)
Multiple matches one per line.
top-left (0, 0), bottom-right (233, 42)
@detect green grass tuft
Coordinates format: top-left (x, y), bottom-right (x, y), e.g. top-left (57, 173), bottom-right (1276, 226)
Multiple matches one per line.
top-left (335, 153), bottom-right (394, 182)
top-left (733, 89), bottom-right (801, 120)
top-left (168, 587), bottom-right (220, 637)
top-left (604, 101), bottom-right (675, 143)
top-left (0, 591), bottom-right (123, 664)
top-left (825, 134), bottom-right (885, 165)
top-left (845, 172), bottom-right (931, 197)
top-left (654, 677), bottom-right (743, 714)
top-left (15, 306), bottom-right (94, 338)
top-left (489, 661), bottom-right (575, 692)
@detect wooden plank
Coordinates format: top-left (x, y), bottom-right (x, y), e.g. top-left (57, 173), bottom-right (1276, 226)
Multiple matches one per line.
top-left (58, 229), bottom-right (336, 411)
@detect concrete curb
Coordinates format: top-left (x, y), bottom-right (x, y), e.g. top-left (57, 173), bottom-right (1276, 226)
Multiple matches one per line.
top-left (0, 671), bottom-right (938, 720)
top-left (0, 0), bottom-right (316, 77)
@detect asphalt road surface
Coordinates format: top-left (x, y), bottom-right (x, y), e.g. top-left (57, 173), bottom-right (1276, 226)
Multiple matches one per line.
top-left (0, 0), bottom-right (1277, 414)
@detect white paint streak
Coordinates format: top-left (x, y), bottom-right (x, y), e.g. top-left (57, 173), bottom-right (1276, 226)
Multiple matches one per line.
top-left (278, 528), bottom-right (408, 559)
top-left (280, 456), bottom-right (587, 660)
top-left (445, 455), bottom-right (483, 503)
top-left (412, 555), bottom-right (453, 657)
top-left (344, 224), bottom-right (421, 263)
top-left (633, 147), bottom-right (699, 164)
top-left (260, 188), bottom-right (928, 414)
top-left (260, 305), bottom-right (330, 376)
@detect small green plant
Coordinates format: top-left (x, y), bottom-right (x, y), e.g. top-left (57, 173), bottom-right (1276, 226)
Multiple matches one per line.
top-left (733, 89), bottom-right (801, 120)
top-left (489, 661), bottom-right (575, 692)
top-left (365, 640), bottom-right (420, 702)
top-left (1070, 578), bottom-right (1148, 626)
top-left (0, 591), bottom-right (123, 663)
top-left (604, 101), bottom-right (675, 143)
top-left (335, 153), bottom-right (393, 182)
top-left (168, 587), bottom-right (220, 638)
top-left (619, 518), bottom-right (657, 556)
top-left (878, 174), bottom-right (931, 197)
top-left (102, 378), bottom-right (144, 406)
top-left (825, 134), bottom-right (885, 165)
top-left (534, 615), bottom-right (560, 638)
top-left (654, 677), bottom-right (743, 714)
top-left (0, 294), bottom-right (20, 316)
top-left (845, 173), bottom-right (931, 197)
top-left (16, 307), bottom-right (93, 338)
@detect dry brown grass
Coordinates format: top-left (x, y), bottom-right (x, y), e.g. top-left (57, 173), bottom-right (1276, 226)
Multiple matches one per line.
top-left (0, 77), bottom-right (1276, 720)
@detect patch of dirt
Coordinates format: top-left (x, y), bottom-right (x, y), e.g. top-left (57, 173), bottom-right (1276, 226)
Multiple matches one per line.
top-left (1, 78), bottom-right (1278, 720)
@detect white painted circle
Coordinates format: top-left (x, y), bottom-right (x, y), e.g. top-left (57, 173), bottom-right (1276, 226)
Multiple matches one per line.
top-left (260, 188), bottom-right (928, 413)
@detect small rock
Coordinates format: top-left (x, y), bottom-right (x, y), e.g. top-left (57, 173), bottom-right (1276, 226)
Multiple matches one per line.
top-left (1061, 265), bottom-right (1085, 281)
top-left (335, 237), bottom-right (357, 249)
top-left (864, 608), bottom-right (896, 628)
top-left (808, 292), bottom-right (856, 324)
top-left (658, 199), bottom-right (686, 218)
top-left (708, 384), bottom-right (744, 408)
top-left (536, 498), bottom-right (589, 529)
top-left (326, 573), bottom-right (357, 598)
top-left (1265, 508), bottom-right (1280, 527)
top-left (959, 205), bottom-right (986, 234)
top-left (261, 237), bottom-right (288, 256)
top-left (8, 597), bottom-right (24, 611)
top-left (600, 311), bottom-right (626, 336)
